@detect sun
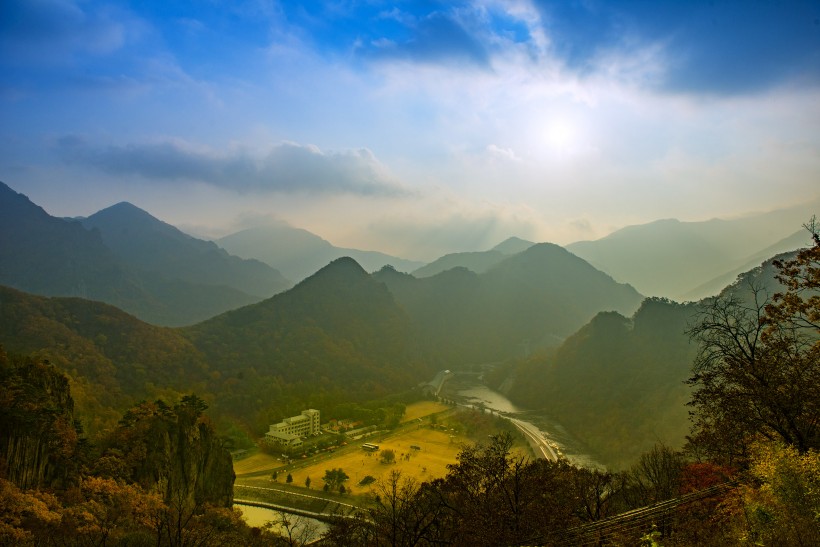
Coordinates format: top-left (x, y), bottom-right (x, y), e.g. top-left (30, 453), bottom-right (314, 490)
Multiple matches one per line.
top-left (545, 120), bottom-right (577, 150)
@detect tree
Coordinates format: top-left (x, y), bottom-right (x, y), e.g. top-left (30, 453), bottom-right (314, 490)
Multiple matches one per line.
top-left (687, 222), bottom-right (820, 460)
top-left (286, 473), bottom-right (293, 484)
top-left (323, 468), bottom-right (349, 492)
top-left (268, 510), bottom-right (320, 547)
top-left (305, 476), bottom-right (311, 489)
top-left (380, 449), bottom-right (396, 464)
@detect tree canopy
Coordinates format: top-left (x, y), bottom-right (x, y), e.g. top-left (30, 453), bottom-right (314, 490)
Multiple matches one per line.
top-left (687, 219), bottom-right (820, 462)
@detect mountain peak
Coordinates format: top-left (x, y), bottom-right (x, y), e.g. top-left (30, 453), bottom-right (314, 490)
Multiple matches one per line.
top-left (297, 256), bottom-right (369, 288)
top-left (88, 201), bottom-right (160, 226)
top-left (491, 237), bottom-right (535, 255)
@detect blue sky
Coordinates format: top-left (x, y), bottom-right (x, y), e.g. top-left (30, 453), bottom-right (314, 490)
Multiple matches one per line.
top-left (1, 0), bottom-right (819, 259)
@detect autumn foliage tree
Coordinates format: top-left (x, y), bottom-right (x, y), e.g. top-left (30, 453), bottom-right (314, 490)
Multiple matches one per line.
top-left (687, 220), bottom-right (820, 461)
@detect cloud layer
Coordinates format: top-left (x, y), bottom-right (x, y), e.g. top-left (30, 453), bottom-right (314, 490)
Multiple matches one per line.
top-left (57, 137), bottom-right (406, 197)
top-left (1, 0), bottom-right (819, 257)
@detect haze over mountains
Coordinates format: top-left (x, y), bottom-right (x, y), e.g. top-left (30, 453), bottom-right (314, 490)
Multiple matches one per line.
top-left (566, 200), bottom-right (819, 300)
top-left (0, 178), bottom-right (815, 469)
top-left (217, 224), bottom-right (425, 282)
top-left (411, 236), bottom-right (535, 278)
top-left (375, 243), bottom-right (642, 364)
top-left (0, 181), bottom-right (289, 326)
top-left (81, 202), bottom-right (291, 300)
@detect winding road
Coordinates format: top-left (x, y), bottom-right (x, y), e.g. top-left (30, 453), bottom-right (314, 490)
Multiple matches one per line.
top-left (508, 417), bottom-right (559, 461)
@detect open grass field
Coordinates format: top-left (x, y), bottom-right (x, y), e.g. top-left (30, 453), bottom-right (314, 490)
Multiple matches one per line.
top-left (283, 427), bottom-right (463, 494)
top-left (400, 400), bottom-right (450, 423)
top-left (235, 401), bottom-right (463, 496)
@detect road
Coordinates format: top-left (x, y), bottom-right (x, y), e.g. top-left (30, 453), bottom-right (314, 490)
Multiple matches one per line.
top-left (508, 417), bottom-right (559, 461)
top-left (235, 484), bottom-right (359, 512)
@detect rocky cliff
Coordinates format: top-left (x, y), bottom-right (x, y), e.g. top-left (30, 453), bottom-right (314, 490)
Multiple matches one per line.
top-left (0, 349), bottom-right (81, 490)
top-left (0, 347), bottom-right (234, 508)
top-left (104, 395), bottom-right (235, 508)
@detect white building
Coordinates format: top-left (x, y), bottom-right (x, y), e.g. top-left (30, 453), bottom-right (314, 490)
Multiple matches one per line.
top-left (265, 409), bottom-right (321, 446)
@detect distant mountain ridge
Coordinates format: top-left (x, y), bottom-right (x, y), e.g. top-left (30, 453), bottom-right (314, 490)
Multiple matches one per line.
top-left (81, 202), bottom-right (291, 298)
top-left (567, 201), bottom-right (819, 300)
top-left (217, 224), bottom-right (425, 283)
top-left (0, 181), bottom-right (288, 326)
top-left (411, 237), bottom-right (535, 278)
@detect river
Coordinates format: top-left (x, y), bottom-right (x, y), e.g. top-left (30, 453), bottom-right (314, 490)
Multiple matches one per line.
top-left (445, 373), bottom-right (603, 469)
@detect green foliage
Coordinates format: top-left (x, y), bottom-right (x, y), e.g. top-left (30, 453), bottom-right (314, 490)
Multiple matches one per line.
top-left (687, 226), bottom-right (820, 462)
top-left (444, 407), bottom-right (519, 444)
top-left (323, 468), bottom-right (350, 492)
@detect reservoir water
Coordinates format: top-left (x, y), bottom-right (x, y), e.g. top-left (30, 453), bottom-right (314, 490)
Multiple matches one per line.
top-left (445, 373), bottom-right (603, 469)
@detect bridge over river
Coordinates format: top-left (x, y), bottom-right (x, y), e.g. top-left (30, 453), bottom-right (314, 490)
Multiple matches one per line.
top-left (234, 484), bottom-right (359, 522)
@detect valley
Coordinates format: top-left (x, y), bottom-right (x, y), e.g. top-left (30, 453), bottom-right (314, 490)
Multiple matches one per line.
top-left (1, 180), bottom-right (817, 545)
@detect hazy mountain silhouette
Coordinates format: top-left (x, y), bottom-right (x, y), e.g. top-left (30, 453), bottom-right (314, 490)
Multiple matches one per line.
top-left (412, 236), bottom-right (535, 278)
top-left (82, 202), bottom-right (291, 298)
top-left (0, 181), bottom-right (151, 308)
top-left (0, 181), bottom-right (282, 326)
top-left (375, 242), bottom-right (643, 364)
top-left (681, 229), bottom-right (812, 300)
top-left (567, 202), bottom-right (819, 299)
top-left (491, 236), bottom-right (536, 255)
top-left (217, 224), bottom-right (424, 282)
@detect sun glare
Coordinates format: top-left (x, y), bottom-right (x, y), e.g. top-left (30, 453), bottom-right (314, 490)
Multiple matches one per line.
top-left (546, 121), bottom-right (575, 149)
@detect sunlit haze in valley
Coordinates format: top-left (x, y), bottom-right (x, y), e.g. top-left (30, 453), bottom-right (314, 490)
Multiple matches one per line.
top-left (2, 0), bottom-right (819, 261)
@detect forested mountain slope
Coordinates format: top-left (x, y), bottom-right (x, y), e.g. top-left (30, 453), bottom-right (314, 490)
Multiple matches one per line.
top-left (497, 247), bottom-right (801, 469)
top-left (186, 257), bottom-right (428, 399)
top-left (375, 242), bottom-right (643, 365)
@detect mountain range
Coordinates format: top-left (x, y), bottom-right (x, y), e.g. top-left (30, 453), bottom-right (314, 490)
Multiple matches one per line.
top-left (81, 202), bottom-right (290, 299)
top-left (217, 223), bottom-right (425, 282)
top-left (1, 178), bottom-right (815, 468)
top-left (411, 236), bottom-right (534, 278)
top-left (0, 181), bottom-right (294, 326)
top-left (566, 201), bottom-right (818, 300)
top-left (375, 242), bottom-right (643, 364)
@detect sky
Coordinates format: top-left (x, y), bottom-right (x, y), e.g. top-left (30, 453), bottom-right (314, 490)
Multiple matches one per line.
top-left (1, 0), bottom-right (819, 261)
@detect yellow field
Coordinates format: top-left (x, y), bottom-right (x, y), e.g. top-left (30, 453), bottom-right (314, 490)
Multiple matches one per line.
top-left (400, 400), bottom-right (450, 423)
top-left (234, 402), bottom-right (529, 498)
top-left (233, 451), bottom-right (282, 476)
top-left (235, 401), bottom-right (463, 495)
top-left (268, 427), bottom-right (464, 495)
